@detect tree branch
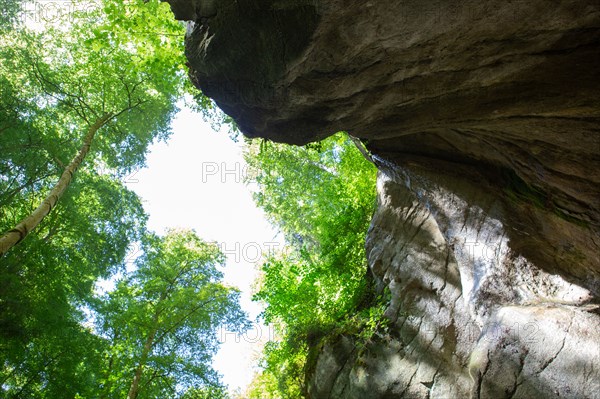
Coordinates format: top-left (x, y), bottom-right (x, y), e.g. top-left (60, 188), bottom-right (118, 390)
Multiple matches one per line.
top-left (0, 112), bottom-right (113, 256)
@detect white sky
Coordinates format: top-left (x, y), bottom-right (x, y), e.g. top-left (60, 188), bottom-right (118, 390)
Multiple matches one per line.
top-left (125, 105), bottom-right (283, 394)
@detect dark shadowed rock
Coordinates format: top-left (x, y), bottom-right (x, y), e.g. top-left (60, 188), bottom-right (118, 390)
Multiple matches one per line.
top-left (164, 0), bottom-right (600, 397)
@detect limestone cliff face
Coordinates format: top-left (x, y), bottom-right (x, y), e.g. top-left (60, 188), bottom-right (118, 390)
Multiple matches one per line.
top-left (165, 0), bottom-right (600, 397)
top-left (306, 168), bottom-right (599, 398)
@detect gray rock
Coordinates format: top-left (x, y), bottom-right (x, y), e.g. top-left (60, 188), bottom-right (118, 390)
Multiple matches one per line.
top-left (307, 172), bottom-right (599, 398)
top-left (167, 0), bottom-right (600, 290)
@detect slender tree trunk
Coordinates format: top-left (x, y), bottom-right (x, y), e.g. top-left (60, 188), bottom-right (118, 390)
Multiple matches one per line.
top-left (0, 113), bottom-right (112, 256)
top-left (127, 327), bottom-right (157, 399)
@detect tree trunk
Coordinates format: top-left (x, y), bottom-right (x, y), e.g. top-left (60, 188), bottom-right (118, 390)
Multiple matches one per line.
top-left (128, 290), bottom-right (167, 399)
top-left (0, 113), bottom-right (112, 256)
top-left (127, 327), bottom-right (157, 399)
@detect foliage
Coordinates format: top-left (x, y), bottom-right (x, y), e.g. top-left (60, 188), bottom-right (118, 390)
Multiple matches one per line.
top-left (0, 0), bottom-right (186, 252)
top-left (0, 0), bottom-right (21, 30)
top-left (1, 1), bottom-right (185, 171)
top-left (244, 370), bottom-right (280, 399)
top-left (187, 95), bottom-right (242, 142)
top-left (0, 321), bottom-right (106, 399)
top-left (0, 1), bottom-right (238, 396)
top-left (244, 133), bottom-right (378, 398)
top-left (353, 299), bottom-right (390, 351)
top-left (0, 172), bottom-right (146, 398)
top-left (181, 385), bottom-right (231, 399)
top-left (93, 229), bottom-right (248, 398)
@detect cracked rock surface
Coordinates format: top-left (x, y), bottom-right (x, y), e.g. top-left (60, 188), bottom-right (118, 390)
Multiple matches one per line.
top-left (164, 0), bottom-right (600, 397)
top-left (306, 169), bottom-right (599, 398)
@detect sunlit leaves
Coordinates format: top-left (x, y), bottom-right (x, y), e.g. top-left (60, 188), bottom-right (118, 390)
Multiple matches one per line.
top-left (0, 0), bottom-right (21, 30)
top-left (244, 133), bottom-right (377, 397)
top-left (0, 0), bottom-right (191, 395)
top-left (94, 230), bottom-right (247, 398)
top-left (247, 133), bottom-right (377, 327)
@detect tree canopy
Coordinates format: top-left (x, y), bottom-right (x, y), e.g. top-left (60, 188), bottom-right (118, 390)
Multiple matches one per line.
top-left (0, 1), bottom-right (246, 397)
top-left (94, 230), bottom-right (247, 399)
top-left (244, 133), bottom-right (378, 398)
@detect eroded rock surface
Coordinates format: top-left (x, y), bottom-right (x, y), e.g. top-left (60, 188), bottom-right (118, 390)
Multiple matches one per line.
top-left (164, 0), bottom-right (600, 397)
top-left (306, 170), bottom-right (599, 398)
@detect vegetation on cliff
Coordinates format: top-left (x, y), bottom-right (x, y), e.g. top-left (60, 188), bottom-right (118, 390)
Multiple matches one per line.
top-left (244, 134), bottom-right (379, 398)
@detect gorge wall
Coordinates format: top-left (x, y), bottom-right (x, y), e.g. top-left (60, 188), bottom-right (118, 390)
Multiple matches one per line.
top-left (165, 0), bottom-right (600, 397)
